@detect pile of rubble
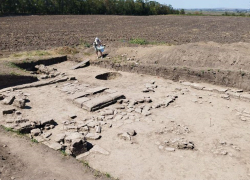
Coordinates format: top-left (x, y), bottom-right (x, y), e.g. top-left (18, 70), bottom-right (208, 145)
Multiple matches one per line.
top-left (156, 138), bottom-right (195, 152)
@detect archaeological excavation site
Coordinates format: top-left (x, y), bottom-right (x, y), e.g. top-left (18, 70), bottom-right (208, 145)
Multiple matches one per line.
top-left (1, 15), bottom-right (250, 180)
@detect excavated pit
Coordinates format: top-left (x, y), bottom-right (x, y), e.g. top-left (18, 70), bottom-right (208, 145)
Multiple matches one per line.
top-left (95, 72), bottom-right (122, 80)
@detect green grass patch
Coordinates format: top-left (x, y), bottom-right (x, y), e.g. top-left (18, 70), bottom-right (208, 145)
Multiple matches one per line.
top-left (1, 125), bottom-right (24, 135)
top-left (129, 38), bottom-right (148, 45)
top-left (81, 160), bottom-right (90, 167)
top-left (60, 150), bottom-right (67, 156)
top-left (31, 138), bottom-right (38, 143)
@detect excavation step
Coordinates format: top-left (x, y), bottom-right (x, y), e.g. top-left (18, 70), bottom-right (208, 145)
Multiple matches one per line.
top-left (70, 59), bottom-right (90, 70)
top-left (82, 93), bottom-right (126, 111)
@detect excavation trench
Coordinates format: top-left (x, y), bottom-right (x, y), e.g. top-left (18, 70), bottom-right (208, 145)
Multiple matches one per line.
top-left (91, 60), bottom-right (250, 91)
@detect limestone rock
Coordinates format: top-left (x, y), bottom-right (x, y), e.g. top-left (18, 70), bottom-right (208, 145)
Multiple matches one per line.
top-left (125, 129), bottom-right (136, 136)
top-left (54, 133), bottom-right (66, 143)
top-left (165, 147), bottom-right (175, 152)
top-left (31, 128), bottom-right (41, 136)
top-left (2, 95), bottom-right (15, 105)
top-left (85, 133), bottom-right (101, 140)
top-left (65, 132), bottom-right (84, 144)
top-left (95, 125), bottom-right (101, 133)
top-left (48, 142), bottom-right (62, 151)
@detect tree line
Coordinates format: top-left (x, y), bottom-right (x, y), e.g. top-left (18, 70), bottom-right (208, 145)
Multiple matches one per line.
top-left (0, 0), bottom-right (185, 15)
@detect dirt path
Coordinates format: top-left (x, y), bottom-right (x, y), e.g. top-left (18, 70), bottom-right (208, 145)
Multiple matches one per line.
top-left (0, 127), bottom-right (108, 180)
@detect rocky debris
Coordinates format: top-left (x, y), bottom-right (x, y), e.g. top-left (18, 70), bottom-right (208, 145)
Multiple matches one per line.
top-left (165, 147), bottom-right (175, 152)
top-left (65, 132), bottom-right (85, 144)
top-left (35, 64), bottom-right (63, 80)
top-left (13, 98), bottom-right (26, 108)
top-left (15, 122), bottom-right (33, 133)
top-left (177, 141), bottom-right (195, 150)
top-left (143, 81), bottom-right (157, 93)
top-left (158, 138), bottom-right (195, 151)
top-left (124, 129), bottom-right (136, 136)
top-left (2, 108), bottom-right (16, 115)
top-left (2, 95), bottom-right (15, 105)
top-left (47, 142), bottom-right (62, 151)
top-left (69, 114), bottom-right (77, 119)
top-left (31, 128), bottom-right (41, 136)
top-left (190, 83), bottom-right (204, 90)
top-left (42, 132), bottom-right (52, 139)
top-left (156, 122), bottom-right (190, 135)
top-left (119, 132), bottom-right (131, 141)
top-left (100, 109), bottom-right (114, 116)
top-left (54, 133), bottom-right (66, 143)
top-left (70, 59), bottom-right (90, 70)
top-left (85, 133), bottom-right (101, 140)
top-left (95, 125), bottom-right (101, 133)
top-left (236, 109), bottom-right (250, 121)
top-left (221, 94), bottom-right (230, 100)
top-left (240, 93), bottom-right (250, 102)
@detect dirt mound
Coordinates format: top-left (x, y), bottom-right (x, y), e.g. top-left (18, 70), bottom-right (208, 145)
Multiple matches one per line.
top-left (108, 42), bottom-right (250, 72)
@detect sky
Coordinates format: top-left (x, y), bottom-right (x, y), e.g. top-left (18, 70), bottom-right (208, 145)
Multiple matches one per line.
top-left (157, 0), bottom-right (250, 9)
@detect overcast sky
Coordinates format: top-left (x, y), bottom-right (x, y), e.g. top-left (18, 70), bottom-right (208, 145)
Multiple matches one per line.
top-left (157, 0), bottom-right (250, 9)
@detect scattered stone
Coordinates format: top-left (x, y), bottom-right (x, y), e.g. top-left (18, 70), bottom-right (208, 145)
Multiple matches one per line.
top-left (85, 133), bottom-right (101, 140)
top-left (114, 114), bottom-right (123, 121)
top-left (48, 142), bottom-right (62, 151)
top-left (221, 94), bottom-right (230, 100)
top-left (13, 98), bottom-right (26, 108)
top-left (15, 111), bottom-right (21, 115)
top-left (2, 108), bottom-right (16, 115)
top-left (42, 132), bottom-right (52, 138)
top-left (165, 147), bottom-right (175, 152)
top-left (177, 141), bottom-right (194, 150)
top-left (101, 109), bottom-right (114, 116)
top-left (144, 97), bottom-right (152, 103)
top-left (125, 129), bottom-right (136, 136)
top-left (16, 122), bottom-right (33, 133)
top-left (69, 114), bottom-right (77, 119)
top-left (119, 132), bottom-right (131, 141)
top-left (54, 133), bottom-right (66, 143)
top-left (190, 83), bottom-right (204, 90)
top-left (31, 128), bottom-right (41, 136)
top-left (68, 76), bottom-right (76, 80)
top-left (2, 95), bottom-right (15, 105)
top-left (65, 132), bottom-right (84, 144)
top-left (159, 145), bottom-right (164, 150)
top-left (95, 125), bottom-right (101, 133)
top-left (135, 108), bottom-right (142, 114)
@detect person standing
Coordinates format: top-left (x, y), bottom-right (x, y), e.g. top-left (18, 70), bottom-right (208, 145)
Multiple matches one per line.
top-left (93, 37), bottom-right (103, 59)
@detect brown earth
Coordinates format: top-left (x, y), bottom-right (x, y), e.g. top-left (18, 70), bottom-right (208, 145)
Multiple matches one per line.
top-left (1, 15), bottom-right (250, 52)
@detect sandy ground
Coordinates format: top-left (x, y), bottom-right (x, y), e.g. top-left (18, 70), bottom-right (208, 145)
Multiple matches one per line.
top-left (1, 61), bottom-right (250, 180)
